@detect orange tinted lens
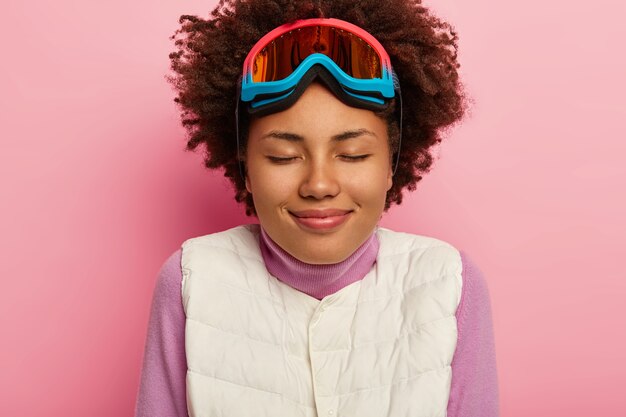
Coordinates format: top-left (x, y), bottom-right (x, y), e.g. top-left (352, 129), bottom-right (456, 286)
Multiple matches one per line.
top-left (252, 26), bottom-right (382, 82)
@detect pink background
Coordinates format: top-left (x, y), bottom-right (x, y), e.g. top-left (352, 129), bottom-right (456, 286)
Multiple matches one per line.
top-left (1, 0), bottom-right (624, 415)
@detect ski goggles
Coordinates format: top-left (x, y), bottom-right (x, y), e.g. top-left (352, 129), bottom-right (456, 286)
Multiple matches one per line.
top-left (238, 17), bottom-right (399, 115)
top-left (235, 18), bottom-right (403, 178)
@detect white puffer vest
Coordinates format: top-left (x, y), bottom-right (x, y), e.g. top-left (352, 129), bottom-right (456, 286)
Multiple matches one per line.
top-left (181, 224), bottom-right (462, 417)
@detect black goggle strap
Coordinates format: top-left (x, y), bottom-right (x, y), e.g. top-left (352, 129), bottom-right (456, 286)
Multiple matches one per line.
top-left (391, 69), bottom-right (403, 177)
top-left (235, 76), bottom-right (246, 182)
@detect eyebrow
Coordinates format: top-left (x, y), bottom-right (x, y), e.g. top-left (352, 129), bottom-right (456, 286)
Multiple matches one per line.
top-left (260, 128), bottom-right (378, 142)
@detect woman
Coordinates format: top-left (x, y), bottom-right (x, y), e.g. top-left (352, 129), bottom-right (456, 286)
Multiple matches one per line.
top-left (135, 1), bottom-right (499, 416)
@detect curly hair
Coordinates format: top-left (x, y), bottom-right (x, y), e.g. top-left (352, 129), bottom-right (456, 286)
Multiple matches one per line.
top-left (167, 0), bottom-right (467, 216)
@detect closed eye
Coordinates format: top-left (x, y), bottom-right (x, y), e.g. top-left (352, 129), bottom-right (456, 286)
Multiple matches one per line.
top-left (339, 154), bottom-right (371, 161)
top-left (266, 156), bottom-right (298, 163)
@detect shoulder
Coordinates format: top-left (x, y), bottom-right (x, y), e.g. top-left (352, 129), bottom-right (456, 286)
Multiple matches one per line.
top-left (456, 251), bottom-right (494, 330)
top-left (181, 224), bottom-right (262, 258)
top-left (458, 251), bottom-right (492, 306)
top-left (374, 227), bottom-right (463, 299)
top-left (375, 226), bottom-right (461, 259)
top-left (159, 248), bottom-right (182, 280)
top-left (375, 227), bottom-right (462, 280)
top-left (150, 248), bottom-right (184, 309)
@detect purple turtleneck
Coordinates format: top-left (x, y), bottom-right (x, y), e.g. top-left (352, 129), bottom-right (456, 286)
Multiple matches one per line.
top-left (134, 226), bottom-right (499, 417)
top-left (258, 226), bottom-right (379, 299)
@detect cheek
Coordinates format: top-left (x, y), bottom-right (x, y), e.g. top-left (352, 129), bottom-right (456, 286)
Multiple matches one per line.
top-left (345, 165), bottom-right (392, 203)
top-left (246, 163), bottom-right (294, 204)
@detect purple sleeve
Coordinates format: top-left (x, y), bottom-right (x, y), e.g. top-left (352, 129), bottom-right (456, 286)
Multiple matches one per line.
top-left (447, 251), bottom-right (500, 417)
top-left (134, 249), bottom-right (188, 417)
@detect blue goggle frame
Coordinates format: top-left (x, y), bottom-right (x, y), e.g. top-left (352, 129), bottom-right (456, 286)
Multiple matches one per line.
top-left (241, 54), bottom-right (396, 109)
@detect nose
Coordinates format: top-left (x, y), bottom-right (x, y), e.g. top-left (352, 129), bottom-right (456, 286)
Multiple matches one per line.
top-left (298, 159), bottom-right (340, 200)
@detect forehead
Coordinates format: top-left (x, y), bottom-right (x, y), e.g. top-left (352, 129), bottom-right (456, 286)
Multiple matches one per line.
top-left (246, 83), bottom-right (388, 146)
top-left (259, 128), bottom-right (381, 144)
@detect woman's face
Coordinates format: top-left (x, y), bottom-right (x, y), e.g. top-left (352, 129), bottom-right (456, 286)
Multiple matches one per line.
top-left (245, 82), bottom-right (393, 264)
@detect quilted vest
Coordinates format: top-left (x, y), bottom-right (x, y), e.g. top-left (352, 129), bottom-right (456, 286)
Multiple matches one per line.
top-left (181, 224), bottom-right (463, 417)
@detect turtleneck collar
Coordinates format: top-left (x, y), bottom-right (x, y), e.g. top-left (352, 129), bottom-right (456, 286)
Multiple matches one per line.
top-left (258, 225), bottom-right (379, 300)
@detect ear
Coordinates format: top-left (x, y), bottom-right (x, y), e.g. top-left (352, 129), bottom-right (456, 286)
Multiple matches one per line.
top-left (245, 172), bottom-right (252, 194)
top-left (386, 160), bottom-right (393, 192)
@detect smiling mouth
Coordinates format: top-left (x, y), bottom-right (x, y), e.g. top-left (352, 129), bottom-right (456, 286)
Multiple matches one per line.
top-left (288, 210), bottom-right (353, 230)
top-left (290, 209), bottom-right (352, 218)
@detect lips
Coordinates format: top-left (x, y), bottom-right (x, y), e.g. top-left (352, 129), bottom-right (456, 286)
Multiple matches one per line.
top-left (290, 209), bottom-right (352, 218)
top-left (289, 208), bottom-right (353, 230)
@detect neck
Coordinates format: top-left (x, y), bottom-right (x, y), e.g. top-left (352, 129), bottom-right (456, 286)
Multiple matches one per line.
top-left (258, 226), bottom-right (379, 300)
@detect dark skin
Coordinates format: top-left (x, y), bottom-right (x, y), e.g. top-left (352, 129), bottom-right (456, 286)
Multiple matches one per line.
top-left (167, 0), bottom-right (467, 216)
